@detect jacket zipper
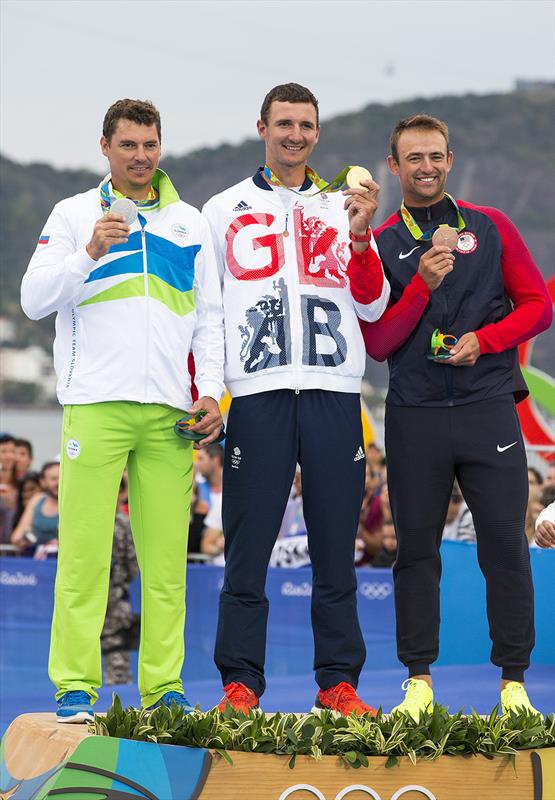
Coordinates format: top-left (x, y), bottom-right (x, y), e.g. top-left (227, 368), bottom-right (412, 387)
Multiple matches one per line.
top-left (141, 223), bottom-right (149, 402)
top-left (285, 208), bottom-right (301, 393)
top-left (440, 285), bottom-right (454, 406)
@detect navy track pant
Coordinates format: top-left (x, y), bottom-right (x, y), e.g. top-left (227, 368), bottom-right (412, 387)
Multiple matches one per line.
top-left (214, 389), bottom-right (367, 697)
top-left (385, 394), bottom-right (534, 682)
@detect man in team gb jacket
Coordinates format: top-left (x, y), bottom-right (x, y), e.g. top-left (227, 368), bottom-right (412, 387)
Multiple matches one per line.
top-left (203, 83), bottom-right (390, 715)
top-left (21, 99), bottom-right (225, 722)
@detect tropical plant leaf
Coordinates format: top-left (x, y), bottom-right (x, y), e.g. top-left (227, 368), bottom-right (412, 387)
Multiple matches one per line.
top-left (94, 697), bottom-right (554, 769)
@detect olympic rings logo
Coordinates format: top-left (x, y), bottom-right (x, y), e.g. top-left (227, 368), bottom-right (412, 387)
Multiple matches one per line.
top-left (278, 784), bottom-right (437, 799)
top-left (358, 582), bottom-right (393, 601)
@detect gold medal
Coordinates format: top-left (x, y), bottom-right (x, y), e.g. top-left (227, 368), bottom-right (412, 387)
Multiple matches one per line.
top-left (283, 230), bottom-right (289, 237)
top-left (432, 226), bottom-right (459, 250)
top-left (346, 166), bottom-right (373, 189)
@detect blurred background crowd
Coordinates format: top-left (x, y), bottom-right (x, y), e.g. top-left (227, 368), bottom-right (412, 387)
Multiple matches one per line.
top-left (2, 431), bottom-right (554, 564)
top-left (1, 429), bottom-right (553, 685)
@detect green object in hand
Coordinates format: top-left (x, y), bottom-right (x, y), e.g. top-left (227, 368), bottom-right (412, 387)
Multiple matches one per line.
top-left (174, 411), bottom-right (226, 443)
top-left (427, 327), bottom-right (458, 360)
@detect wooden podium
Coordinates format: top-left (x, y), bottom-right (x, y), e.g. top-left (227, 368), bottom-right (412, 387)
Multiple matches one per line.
top-left (1, 714), bottom-right (553, 799)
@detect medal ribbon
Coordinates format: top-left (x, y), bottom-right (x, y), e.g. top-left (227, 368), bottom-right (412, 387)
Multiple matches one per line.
top-left (262, 164), bottom-right (355, 196)
top-left (400, 193), bottom-right (465, 241)
top-left (99, 176), bottom-right (160, 214)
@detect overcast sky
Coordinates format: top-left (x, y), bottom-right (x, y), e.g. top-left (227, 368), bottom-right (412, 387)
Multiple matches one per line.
top-left (1, 0), bottom-right (554, 171)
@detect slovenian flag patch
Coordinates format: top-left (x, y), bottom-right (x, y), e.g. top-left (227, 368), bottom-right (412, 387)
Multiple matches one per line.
top-left (38, 235), bottom-right (50, 245)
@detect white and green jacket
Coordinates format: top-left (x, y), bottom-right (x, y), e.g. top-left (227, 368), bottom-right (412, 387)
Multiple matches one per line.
top-left (21, 171), bottom-right (224, 409)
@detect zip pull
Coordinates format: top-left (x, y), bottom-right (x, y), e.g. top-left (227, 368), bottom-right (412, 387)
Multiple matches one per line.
top-left (284, 213), bottom-right (289, 238)
top-left (295, 387), bottom-right (300, 395)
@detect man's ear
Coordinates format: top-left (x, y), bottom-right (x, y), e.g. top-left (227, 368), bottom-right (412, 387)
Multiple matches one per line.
top-left (256, 119), bottom-right (266, 140)
top-left (387, 155), bottom-right (399, 177)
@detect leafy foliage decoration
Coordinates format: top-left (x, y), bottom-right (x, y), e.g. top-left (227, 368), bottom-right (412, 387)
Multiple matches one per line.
top-left (92, 697), bottom-right (554, 770)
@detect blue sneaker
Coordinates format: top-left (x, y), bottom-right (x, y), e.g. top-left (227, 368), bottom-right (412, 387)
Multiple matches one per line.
top-left (148, 690), bottom-right (195, 713)
top-left (56, 690), bottom-right (94, 723)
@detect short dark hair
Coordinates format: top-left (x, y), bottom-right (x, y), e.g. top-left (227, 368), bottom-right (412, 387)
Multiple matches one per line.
top-left (0, 434), bottom-right (15, 445)
top-left (20, 470), bottom-right (40, 485)
top-left (204, 443), bottom-right (224, 465)
top-left (528, 466), bottom-right (543, 485)
top-left (260, 83), bottom-right (319, 126)
top-left (102, 99), bottom-right (161, 143)
top-left (13, 438), bottom-right (33, 457)
top-left (40, 461), bottom-right (59, 478)
top-left (390, 114), bottom-right (449, 162)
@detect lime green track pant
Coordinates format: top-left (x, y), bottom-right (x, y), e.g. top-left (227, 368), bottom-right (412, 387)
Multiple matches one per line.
top-left (49, 401), bottom-right (192, 707)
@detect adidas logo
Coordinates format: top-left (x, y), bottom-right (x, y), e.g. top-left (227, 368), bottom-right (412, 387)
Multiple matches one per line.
top-left (233, 200), bottom-right (252, 212)
top-left (354, 446), bottom-right (365, 462)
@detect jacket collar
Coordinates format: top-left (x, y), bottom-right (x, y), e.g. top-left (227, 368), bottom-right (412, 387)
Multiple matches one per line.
top-left (252, 167), bottom-right (313, 192)
top-left (403, 194), bottom-right (454, 223)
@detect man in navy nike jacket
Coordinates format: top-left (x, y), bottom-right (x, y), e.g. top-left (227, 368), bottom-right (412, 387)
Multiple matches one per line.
top-left (360, 114), bottom-right (551, 719)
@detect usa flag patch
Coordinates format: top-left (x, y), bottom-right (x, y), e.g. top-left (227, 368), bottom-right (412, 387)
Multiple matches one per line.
top-left (38, 235), bottom-right (50, 245)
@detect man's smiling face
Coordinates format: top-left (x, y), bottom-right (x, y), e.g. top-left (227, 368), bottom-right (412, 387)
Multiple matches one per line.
top-left (388, 129), bottom-right (453, 207)
top-left (257, 100), bottom-right (320, 179)
top-left (101, 118), bottom-right (161, 199)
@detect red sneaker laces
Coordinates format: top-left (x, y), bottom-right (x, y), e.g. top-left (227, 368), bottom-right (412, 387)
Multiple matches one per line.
top-left (321, 682), bottom-right (375, 714)
top-left (225, 682), bottom-right (255, 702)
top-left (219, 682), bottom-right (258, 711)
top-left (330, 682), bottom-right (358, 706)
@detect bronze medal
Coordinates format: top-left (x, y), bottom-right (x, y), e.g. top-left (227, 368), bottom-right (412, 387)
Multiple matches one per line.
top-left (432, 226), bottom-right (459, 250)
top-left (346, 166), bottom-right (373, 189)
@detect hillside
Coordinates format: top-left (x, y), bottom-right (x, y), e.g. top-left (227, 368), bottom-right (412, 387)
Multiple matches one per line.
top-left (1, 89), bottom-right (553, 390)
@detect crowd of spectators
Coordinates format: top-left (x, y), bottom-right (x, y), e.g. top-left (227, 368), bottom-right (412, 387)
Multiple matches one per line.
top-left (1, 431), bottom-right (554, 569)
top-left (1, 435), bottom-right (60, 555)
top-left (1, 428), bottom-right (553, 685)
top-left (187, 440), bottom-right (555, 566)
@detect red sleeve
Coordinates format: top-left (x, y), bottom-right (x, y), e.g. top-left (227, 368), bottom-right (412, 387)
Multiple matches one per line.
top-left (188, 352), bottom-right (198, 402)
top-left (346, 241), bottom-right (384, 304)
top-left (469, 206), bottom-right (553, 353)
top-left (360, 272), bottom-right (430, 362)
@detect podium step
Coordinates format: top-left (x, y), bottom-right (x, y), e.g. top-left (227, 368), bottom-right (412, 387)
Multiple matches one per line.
top-left (2, 713), bottom-right (553, 799)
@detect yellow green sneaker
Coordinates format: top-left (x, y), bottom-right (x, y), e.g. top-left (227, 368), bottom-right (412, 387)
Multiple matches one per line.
top-left (500, 682), bottom-right (542, 717)
top-left (391, 678), bottom-right (433, 721)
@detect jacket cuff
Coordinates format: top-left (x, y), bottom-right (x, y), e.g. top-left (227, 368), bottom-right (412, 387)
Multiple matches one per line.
top-left (347, 246), bottom-right (384, 304)
top-left (195, 381), bottom-right (224, 403)
top-left (411, 271), bottom-right (432, 297)
top-left (67, 245), bottom-right (98, 278)
top-left (474, 328), bottom-right (494, 354)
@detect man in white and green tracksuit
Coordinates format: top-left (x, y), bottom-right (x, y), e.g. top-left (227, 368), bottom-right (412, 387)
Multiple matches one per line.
top-left (21, 99), bottom-right (225, 721)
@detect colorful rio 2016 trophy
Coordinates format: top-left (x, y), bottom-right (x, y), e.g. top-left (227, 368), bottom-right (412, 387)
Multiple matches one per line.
top-left (428, 328), bottom-right (459, 360)
top-left (174, 411), bottom-right (226, 443)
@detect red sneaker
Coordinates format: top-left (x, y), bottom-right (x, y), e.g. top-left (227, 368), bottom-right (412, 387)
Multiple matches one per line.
top-left (217, 682), bottom-right (260, 713)
top-left (312, 682), bottom-right (377, 717)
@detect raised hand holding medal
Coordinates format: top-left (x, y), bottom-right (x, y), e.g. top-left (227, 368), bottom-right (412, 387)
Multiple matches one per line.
top-left (343, 166), bottom-right (380, 249)
top-left (260, 161), bottom-right (378, 248)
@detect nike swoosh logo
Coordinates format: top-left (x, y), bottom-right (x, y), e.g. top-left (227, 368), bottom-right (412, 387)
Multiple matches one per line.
top-left (497, 442), bottom-right (518, 452)
top-left (399, 246), bottom-right (421, 260)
